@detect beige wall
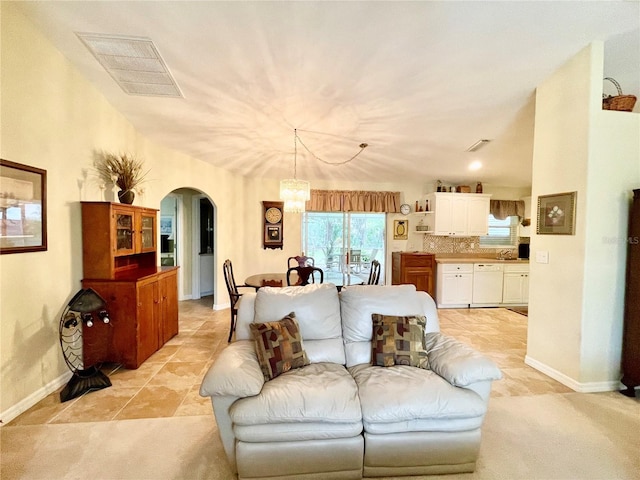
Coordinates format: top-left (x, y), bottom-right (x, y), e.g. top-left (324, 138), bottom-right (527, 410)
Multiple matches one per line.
top-left (0, 4), bottom-right (246, 418)
top-left (527, 42), bottom-right (640, 390)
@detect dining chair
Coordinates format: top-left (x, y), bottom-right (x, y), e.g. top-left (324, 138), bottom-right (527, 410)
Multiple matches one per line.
top-left (361, 248), bottom-right (379, 272)
top-left (286, 266), bottom-right (324, 286)
top-left (288, 255), bottom-right (315, 268)
top-left (348, 249), bottom-right (362, 273)
top-left (223, 259), bottom-right (255, 342)
top-left (367, 260), bottom-right (381, 285)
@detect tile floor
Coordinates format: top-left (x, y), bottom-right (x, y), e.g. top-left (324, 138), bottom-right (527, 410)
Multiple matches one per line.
top-left (6, 298), bottom-right (571, 426)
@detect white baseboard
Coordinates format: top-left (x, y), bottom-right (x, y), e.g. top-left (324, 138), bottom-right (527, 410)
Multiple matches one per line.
top-left (213, 302), bottom-right (230, 311)
top-left (1, 371), bottom-right (72, 425)
top-left (524, 355), bottom-right (623, 393)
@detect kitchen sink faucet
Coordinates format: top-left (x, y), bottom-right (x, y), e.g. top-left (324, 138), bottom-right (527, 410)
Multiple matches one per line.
top-left (497, 249), bottom-right (512, 260)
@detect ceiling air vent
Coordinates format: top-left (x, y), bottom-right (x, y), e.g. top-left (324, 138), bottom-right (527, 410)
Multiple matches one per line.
top-left (76, 33), bottom-right (183, 98)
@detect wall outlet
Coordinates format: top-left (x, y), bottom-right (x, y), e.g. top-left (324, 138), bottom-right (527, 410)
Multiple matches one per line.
top-left (470, 243), bottom-right (475, 249)
top-left (429, 242), bottom-right (435, 249)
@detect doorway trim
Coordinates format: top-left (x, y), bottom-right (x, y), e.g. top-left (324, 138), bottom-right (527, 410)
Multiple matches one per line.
top-left (173, 193), bottom-right (185, 300)
top-left (162, 193), bottom-right (186, 300)
top-left (191, 194), bottom-right (217, 301)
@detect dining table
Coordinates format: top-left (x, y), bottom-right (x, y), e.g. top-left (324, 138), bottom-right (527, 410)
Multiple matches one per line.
top-left (245, 271), bottom-right (364, 291)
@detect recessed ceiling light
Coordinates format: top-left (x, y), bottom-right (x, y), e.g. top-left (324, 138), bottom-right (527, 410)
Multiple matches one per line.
top-left (466, 139), bottom-right (491, 152)
top-left (469, 160), bottom-right (482, 171)
top-left (76, 33), bottom-right (183, 98)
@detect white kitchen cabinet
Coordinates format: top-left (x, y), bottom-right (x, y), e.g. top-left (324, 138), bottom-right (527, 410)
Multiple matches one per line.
top-left (502, 264), bottom-right (529, 304)
top-left (426, 193), bottom-right (491, 236)
top-left (436, 263), bottom-right (473, 308)
top-left (467, 196), bottom-right (491, 236)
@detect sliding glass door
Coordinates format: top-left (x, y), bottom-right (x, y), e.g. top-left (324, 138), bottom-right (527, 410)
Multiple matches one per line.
top-left (302, 212), bottom-right (386, 283)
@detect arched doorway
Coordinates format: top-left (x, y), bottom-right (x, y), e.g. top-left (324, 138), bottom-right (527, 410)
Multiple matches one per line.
top-left (160, 188), bottom-right (216, 303)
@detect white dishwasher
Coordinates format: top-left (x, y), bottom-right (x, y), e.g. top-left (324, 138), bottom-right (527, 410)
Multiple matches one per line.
top-left (472, 263), bottom-right (504, 306)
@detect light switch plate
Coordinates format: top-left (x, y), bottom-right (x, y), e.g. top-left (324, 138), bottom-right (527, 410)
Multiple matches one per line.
top-left (536, 251), bottom-right (549, 264)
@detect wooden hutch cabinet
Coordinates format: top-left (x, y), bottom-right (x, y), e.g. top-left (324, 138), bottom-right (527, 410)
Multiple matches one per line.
top-left (391, 252), bottom-right (435, 297)
top-left (81, 202), bottom-right (178, 369)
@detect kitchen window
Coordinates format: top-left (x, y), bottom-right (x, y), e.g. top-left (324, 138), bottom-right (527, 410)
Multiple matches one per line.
top-left (479, 215), bottom-right (518, 248)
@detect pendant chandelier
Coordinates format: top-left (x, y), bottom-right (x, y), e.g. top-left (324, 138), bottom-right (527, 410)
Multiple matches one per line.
top-left (280, 129), bottom-right (310, 213)
top-left (279, 129), bottom-right (368, 213)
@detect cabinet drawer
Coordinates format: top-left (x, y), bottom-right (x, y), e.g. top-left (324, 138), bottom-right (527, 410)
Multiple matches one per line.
top-left (401, 254), bottom-right (434, 268)
top-left (440, 263), bottom-right (473, 274)
top-left (503, 263), bottom-right (529, 273)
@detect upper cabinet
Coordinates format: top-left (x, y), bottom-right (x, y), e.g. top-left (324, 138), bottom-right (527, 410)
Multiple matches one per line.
top-left (82, 202), bottom-right (158, 279)
top-left (112, 204), bottom-right (157, 256)
top-left (426, 193), bottom-right (491, 236)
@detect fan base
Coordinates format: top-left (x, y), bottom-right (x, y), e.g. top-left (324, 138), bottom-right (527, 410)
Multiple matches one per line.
top-left (60, 366), bottom-right (112, 403)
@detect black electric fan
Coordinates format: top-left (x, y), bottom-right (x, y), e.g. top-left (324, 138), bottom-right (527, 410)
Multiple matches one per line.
top-left (59, 288), bottom-right (112, 402)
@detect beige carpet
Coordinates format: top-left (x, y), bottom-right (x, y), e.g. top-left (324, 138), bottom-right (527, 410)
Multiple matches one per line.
top-left (2, 392), bottom-right (639, 480)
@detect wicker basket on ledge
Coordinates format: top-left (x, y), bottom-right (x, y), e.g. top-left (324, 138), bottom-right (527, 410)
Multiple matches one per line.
top-left (602, 77), bottom-right (637, 112)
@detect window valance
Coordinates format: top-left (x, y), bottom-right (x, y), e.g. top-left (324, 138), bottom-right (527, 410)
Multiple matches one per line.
top-left (490, 200), bottom-right (525, 220)
top-left (307, 190), bottom-right (401, 213)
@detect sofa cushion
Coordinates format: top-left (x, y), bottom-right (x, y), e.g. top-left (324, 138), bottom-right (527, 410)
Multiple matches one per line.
top-left (230, 363), bottom-right (362, 441)
top-left (349, 363), bottom-right (487, 434)
top-left (254, 284), bottom-right (345, 364)
top-left (371, 314), bottom-right (429, 369)
top-left (340, 285), bottom-right (439, 367)
top-left (250, 313), bottom-right (310, 381)
top-left (199, 340), bottom-right (264, 397)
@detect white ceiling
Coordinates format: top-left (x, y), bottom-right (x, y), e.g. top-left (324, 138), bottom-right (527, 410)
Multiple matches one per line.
top-left (13, 1), bottom-right (640, 188)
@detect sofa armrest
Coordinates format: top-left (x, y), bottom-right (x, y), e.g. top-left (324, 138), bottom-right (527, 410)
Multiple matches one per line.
top-left (200, 340), bottom-right (264, 397)
top-left (425, 332), bottom-right (502, 387)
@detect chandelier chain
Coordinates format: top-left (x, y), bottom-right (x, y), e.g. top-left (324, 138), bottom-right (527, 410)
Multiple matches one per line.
top-left (295, 130), bottom-right (367, 166)
top-left (294, 128), bottom-right (298, 179)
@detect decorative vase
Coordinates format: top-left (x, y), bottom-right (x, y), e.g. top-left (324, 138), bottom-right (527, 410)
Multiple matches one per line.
top-left (118, 190), bottom-right (135, 204)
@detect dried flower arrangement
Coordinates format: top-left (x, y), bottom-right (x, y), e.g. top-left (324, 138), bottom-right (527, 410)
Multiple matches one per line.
top-left (95, 153), bottom-right (149, 198)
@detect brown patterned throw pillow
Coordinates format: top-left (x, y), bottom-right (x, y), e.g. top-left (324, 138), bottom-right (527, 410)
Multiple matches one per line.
top-left (250, 312), bottom-right (310, 381)
top-left (371, 314), bottom-right (429, 369)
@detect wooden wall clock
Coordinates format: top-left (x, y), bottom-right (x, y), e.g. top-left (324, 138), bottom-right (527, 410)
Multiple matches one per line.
top-left (262, 201), bottom-right (284, 249)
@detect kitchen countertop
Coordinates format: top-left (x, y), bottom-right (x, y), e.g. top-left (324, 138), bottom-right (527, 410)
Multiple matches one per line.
top-left (434, 255), bottom-right (529, 264)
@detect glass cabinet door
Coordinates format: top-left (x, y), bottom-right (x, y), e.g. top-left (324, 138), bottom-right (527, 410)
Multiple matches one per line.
top-left (115, 212), bottom-right (134, 253)
top-left (140, 214), bottom-right (156, 252)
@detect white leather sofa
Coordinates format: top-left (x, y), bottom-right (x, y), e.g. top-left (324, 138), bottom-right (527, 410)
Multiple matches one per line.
top-left (200, 284), bottom-right (502, 480)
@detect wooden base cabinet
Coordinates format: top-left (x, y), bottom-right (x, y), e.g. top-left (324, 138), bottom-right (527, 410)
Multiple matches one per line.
top-left (82, 268), bottom-right (178, 369)
top-left (392, 252), bottom-right (435, 297)
top-left (621, 189), bottom-right (640, 396)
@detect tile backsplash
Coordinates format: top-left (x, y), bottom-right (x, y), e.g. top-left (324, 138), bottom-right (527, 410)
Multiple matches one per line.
top-left (419, 234), bottom-right (518, 257)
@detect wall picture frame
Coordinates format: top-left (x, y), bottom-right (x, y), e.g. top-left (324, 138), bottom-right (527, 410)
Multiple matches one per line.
top-left (394, 219), bottom-right (408, 240)
top-left (536, 191), bottom-right (577, 235)
top-left (160, 216), bottom-right (174, 236)
top-left (0, 159), bottom-right (48, 254)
